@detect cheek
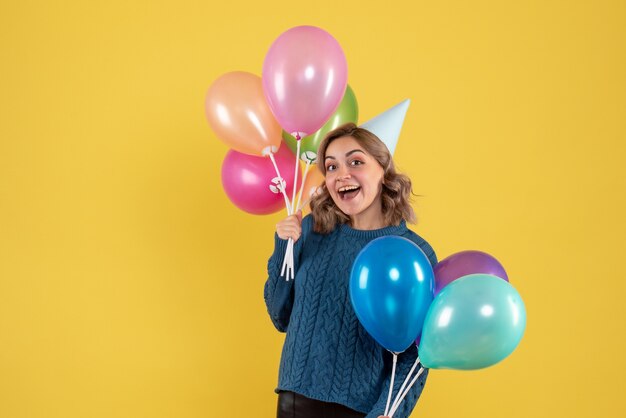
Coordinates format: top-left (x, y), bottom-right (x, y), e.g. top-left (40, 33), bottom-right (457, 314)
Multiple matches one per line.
top-left (325, 171), bottom-right (338, 186)
top-left (362, 173), bottom-right (382, 190)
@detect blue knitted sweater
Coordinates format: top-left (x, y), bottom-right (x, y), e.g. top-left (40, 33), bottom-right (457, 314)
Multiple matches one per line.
top-left (264, 214), bottom-right (437, 418)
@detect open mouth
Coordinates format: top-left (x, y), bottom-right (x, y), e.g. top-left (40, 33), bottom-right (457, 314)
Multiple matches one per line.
top-left (338, 185), bottom-right (361, 200)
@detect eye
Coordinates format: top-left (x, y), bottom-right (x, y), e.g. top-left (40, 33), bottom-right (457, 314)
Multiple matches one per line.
top-left (350, 160), bottom-right (363, 166)
top-left (326, 164), bottom-right (337, 172)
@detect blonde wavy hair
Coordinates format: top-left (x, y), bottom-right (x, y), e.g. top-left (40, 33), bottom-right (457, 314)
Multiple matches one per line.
top-left (309, 123), bottom-right (417, 234)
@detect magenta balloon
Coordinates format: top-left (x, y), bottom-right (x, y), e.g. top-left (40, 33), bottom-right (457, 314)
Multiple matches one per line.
top-left (262, 26), bottom-right (348, 137)
top-left (221, 144), bottom-right (300, 215)
top-left (433, 250), bottom-right (508, 295)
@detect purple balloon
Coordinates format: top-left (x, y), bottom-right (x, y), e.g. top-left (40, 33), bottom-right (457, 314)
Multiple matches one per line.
top-left (433, 250), bottom-right (508, 295)
top-left (221, 143), bottom-right (300, 215)
top-left (262, 25), bottom-right (348, 137)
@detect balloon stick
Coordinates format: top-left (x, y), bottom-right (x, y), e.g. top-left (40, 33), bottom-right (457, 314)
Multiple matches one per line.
top-left (268, 152), bottom-right (292, 215)
top-left (295, 158), bottom-right (312, 212)
top-left (384, 353), bottom-right (398, 416)
top-left (390, 357), bottom-right (420, 414)
top-left (269, 151), bottom-right (295, 280)
top-left (388, 367), bottom-right (425, 418)
top-left (290, 134), bottom-right (301, 213)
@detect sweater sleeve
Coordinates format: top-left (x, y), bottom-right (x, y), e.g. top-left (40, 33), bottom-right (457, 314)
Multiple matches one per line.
top-left (263, 215), bottom-right (312, 332)
top-left (365, 345), bottom-right (429, 418)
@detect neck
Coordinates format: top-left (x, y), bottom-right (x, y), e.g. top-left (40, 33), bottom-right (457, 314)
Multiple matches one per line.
top-left (350, 203), bottom-right (386, 230)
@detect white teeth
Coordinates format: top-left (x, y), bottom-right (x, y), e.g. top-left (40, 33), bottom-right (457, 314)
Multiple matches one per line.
top-left (338, 185), bottom-right (360, 192)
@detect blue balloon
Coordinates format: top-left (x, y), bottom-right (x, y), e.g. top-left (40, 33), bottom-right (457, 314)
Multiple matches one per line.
top-left (349, 236), bottom-right (435, 353)
top-left (419, 274), bottom-right (527, 370)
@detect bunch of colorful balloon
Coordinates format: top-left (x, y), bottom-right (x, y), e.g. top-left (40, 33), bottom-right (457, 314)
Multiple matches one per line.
top-left (205, 26), bottom-right (359, 279)
top-left (350, 241), bottom-right (526, 418)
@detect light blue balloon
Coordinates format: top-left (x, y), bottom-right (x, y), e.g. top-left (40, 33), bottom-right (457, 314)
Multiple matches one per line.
top-left (350, 236), bottom-right (434, 353)
top-left (419, 274), bottom-right (526, 370)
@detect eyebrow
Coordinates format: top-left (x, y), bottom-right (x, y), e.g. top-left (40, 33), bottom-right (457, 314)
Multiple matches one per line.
top-left (324, 149), bottom-right (366, 161)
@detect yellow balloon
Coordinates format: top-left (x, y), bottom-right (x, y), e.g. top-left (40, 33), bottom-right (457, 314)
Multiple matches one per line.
top-left (300, 165), bottom-right (325, 214)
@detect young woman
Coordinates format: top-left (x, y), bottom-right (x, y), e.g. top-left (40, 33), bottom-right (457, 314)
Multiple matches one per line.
top-left (264, 123), bottom-right (437, 418)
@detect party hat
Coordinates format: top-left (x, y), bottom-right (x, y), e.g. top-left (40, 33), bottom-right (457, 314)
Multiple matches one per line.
top-left (359, 99), bottom-right (410, 155)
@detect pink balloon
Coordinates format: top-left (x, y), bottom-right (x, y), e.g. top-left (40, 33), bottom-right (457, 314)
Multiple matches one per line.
top-left (221, 143), bottom-right (300, 215)
top-left (262, 26), bottom-right (348, 137)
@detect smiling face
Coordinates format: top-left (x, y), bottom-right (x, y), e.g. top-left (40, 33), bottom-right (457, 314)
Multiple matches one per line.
top-left (323, 135), bottom-right (385, 225)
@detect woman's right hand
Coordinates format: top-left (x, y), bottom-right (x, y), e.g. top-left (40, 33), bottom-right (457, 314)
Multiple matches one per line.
top-left (276, 210), bottom-right (303, 242)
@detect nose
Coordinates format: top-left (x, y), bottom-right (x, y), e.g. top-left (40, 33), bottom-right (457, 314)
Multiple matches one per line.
top-left (336, 165), bottom-right (351, 181)
top-left (336, 173), bottom-right (351, 182)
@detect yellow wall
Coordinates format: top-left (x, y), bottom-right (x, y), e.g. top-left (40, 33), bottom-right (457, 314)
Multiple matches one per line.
top-left (1, 1), bottom-right (624, 417)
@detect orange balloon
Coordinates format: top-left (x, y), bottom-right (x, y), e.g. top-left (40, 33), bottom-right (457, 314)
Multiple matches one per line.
top-left (205, 71), bottom-right (282, 156)
top-left (300, 165), bottom-right (325, 213)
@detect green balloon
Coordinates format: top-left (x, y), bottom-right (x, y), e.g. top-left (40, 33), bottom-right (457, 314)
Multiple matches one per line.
top-left (419, 274), bottom-right (527, 370)
top-left (283, 85), bottom-right (358, 161)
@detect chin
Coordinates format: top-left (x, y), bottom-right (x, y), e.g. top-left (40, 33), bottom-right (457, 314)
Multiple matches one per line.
top-left (339, 207), bottom-right (358, 217)
top-left (337, 202), bottom-right (365, 218)
top-left (330, 196), bottom-right (355, 215)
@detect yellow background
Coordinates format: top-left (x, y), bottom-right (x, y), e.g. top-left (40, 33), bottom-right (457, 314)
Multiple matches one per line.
top-left (1, 1), bottom-right (624, 417)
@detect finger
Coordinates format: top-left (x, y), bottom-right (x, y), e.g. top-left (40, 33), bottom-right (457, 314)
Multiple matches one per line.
top-left (277, 222), bottom-right (297, 234)
top-left (278, 224), bottom-right (298, 233)
top-left (286, 227), bottom-right (301, 241)
top-left (277, 227), bottom-right (301, 240)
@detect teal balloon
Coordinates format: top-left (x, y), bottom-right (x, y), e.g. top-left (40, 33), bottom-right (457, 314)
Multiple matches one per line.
top-left (283, 84), bottom-right (358, 159)
top-left (419, 274), bottom-right (526, 370)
